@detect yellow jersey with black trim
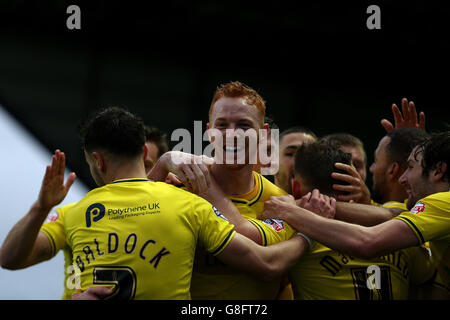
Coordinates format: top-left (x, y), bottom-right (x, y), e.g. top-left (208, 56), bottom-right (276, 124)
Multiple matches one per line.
top-left (371, 199), bottom-right (408, 210)
top-left (381, 200), bottom-right (407, 210)
top-left (64, 179), bottom-right (235, 300)
top-left (40, 203), bottom-right (77, 300)
top-left (394, 190), bottom-right (450, 293)
top-left (290, 242), bottom-right (435, 300)
top-left (190, 171), bottom-right (297, 300)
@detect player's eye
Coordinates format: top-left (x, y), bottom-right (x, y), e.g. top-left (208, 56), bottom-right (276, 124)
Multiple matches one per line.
top-left (285, 152), bottom-right (295, 157)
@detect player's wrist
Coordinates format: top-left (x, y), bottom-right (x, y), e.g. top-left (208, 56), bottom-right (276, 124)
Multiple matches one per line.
top-left (32, 200), bottom-right (53, 216)
top-left (296, 232), bottom-right (313, 248)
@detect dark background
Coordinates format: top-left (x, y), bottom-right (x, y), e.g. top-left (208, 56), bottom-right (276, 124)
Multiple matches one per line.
top-left (0, 0), bottom-right (448, 190)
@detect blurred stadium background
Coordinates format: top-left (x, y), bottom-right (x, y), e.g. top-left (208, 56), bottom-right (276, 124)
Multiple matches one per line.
top-left (0, 0), bottom-right (448, 299)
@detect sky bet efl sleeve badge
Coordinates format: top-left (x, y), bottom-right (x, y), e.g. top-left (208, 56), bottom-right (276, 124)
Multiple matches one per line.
top-left (44, 211), bottom-right (59, 224)
top-left (212, 205), bottom-right (228, 221)
top-left (410, 201), bottom-right (426, 214)
top-left (261, 219), bottom-right (285, 232)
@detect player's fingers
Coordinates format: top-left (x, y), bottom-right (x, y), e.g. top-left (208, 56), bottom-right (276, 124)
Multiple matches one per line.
top-left (409, 101), bottom-right (418, 125)
top-left (72, 286), bottom-right (114, 300)
top-left (322, 194), bottom-right (330, 206)
top-left (42, 165), bottom-right (52, 186)
top-left (175, 169), bottom-right (190, 190)
top-left (298, 192), bottom-right (310, 207)
top-left (64, 172), bottom-right (77, 193)
top-left (50, 152), bottom-right (57, 172)
top-left (310, 189), bottom-right (321, 205)
top-left (57, 151), bottom-right (66, 184)
top-left (200, 155), bottom-right (215, 166)
top-left (191, 164), bottom-right (208, 193)
top-left (181, 165), bottom-right (198, 194)
top-left (165, 172), bottom-right (182, 185)
top-left (331, 172), bottom-right (359, 185)
top-left (419, 112), bottom-right (426, 130)
top-left (401, 98), bottom-right (410, 122)
top-left (392, 104), bottom-right (403, 124)
top-left (334, 162), bottom-right (358, 176)
top-left (330, 197), bottom-right (337, 208)
top-left (198, 163), bottom-right (212, 189)
top-left (380, 119), bottom-right (394, 132)
top-left (333, 184), bottom-right (359, 193)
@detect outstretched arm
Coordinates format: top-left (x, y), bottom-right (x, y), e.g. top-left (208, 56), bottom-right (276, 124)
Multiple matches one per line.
top-left (0, 150), bottom-right (76, 269)
top-left (335, 201), bottom-right (404, 226)
top-left (261, 192), bottom-right (419, 259)
top-left (217, 233), bottom-right (308, 282)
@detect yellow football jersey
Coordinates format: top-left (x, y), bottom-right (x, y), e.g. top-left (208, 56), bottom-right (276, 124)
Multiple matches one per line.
top-left (381, 200), bottom-right (407, 210)
top-left (370, 199), bottom-right (408, 209)
top-left (40, 203), bottom-right (77, 300)
top-left (190, 171), bottom-right (297, 299)
top-left (290, 242), bottom-right (435, 300)
top-left (64, 179), bottom-right (235, 300)
top-left (395, 190), bottom-right (450, 293)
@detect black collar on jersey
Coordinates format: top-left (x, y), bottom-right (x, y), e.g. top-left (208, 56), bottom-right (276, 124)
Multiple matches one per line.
top-left (230, 174), bottom-right (264, 206)
top-left (111, 179), bottom-right (150, 184)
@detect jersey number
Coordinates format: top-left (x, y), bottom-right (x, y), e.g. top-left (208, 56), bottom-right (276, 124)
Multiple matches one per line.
top-left (93, 266), bottom-right (137, 300)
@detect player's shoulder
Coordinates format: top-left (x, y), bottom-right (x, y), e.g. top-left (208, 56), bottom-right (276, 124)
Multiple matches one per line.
top-left (58, 202), bottom-right (78, 212)
top-left (411, 190), bottom-right (450, 214)
top-left (255, 171), bottom-right (287, 197)
top-left (421, 189), bottom-right (450, 204)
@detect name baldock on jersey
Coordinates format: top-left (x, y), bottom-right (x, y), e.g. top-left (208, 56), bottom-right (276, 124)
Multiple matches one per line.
top-left (64, 179), bottom-right (235, 299)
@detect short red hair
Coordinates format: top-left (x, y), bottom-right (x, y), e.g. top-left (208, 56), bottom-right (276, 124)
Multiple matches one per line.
top-left (209, 81), bottom-right (266, 125)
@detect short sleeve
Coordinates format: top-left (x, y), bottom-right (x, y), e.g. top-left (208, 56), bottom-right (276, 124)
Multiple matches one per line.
top-left (248, 218), bottom-right (296, 246)
top-left (195, 199), bottom-right (236, 256)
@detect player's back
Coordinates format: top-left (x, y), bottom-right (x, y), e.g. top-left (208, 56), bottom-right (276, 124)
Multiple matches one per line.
top-left (290, 242), bottom-right (435, 300)
top-left (65, 178), bottom-right (234, 299)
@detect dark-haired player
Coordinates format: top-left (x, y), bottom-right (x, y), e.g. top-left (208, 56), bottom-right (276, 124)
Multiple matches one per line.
top-left (370, 128), bottom-right (430, 207)
top-left (261, 131), bottom-right (450, 298)
top-left (0, 120), bottom-right (170, 299)
top-left (0, 107), bottom-right (309, 299)
top-left (274, 126), bottom-right (317, 194)
top-left (144, 125), bottom-right (169, 175)
top-left (287, 139), bottom-right (435, 299)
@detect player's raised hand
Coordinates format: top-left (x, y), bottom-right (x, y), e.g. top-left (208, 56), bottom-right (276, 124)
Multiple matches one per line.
top-left (298, 189), bottom-right (336, 219)
top-left (331, 162), bottom-right (371, 204)
top-left (37, 150), bottom-right (76, 211)
top-left (381, 97), bottom-right (426, 133)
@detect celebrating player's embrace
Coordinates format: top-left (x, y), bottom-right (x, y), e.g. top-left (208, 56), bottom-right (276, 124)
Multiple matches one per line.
top-left (0, 83), bottom-right (448, 300)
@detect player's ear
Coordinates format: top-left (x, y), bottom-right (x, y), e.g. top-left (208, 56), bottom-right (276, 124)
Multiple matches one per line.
top-left (143, 143), bottom-right (152, 174)
top-left (143, 143), bottom-right (148, 161)
top-left (433, 161), bottom-right (447, 182)
top-left (388, 162), bottom-right (401, 181)
top-left (92, 152), bottom-right (106, 173)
